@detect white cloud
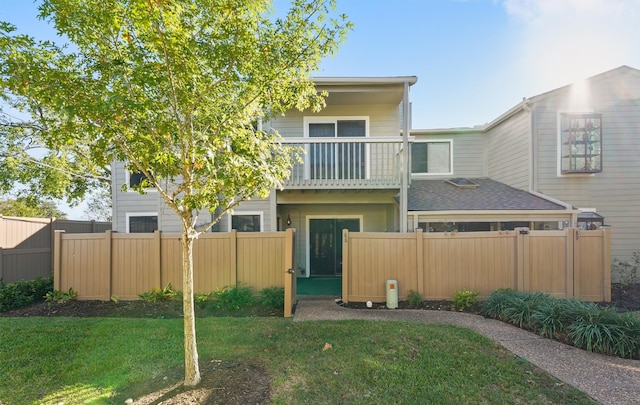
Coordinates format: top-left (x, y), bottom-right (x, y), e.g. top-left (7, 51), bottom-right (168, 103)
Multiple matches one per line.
top-left (500, 0), bottom-right (640, 93)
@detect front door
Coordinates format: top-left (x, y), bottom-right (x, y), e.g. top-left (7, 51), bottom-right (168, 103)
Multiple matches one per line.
top-left (309, 218), bottom-right (360, 276)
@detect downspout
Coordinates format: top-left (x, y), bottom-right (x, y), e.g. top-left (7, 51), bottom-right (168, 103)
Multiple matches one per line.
top-left (400, 81), bottom-right (410, 232)
top-left (523, 99), bottom-right (578, 225)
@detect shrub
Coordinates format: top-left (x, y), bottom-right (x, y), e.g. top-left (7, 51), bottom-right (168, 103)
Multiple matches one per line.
top-left (481, 288), bottom-right (520, 320)
top-left (214, 284), bottom-right (255, 310)
top-left (45, 288), bottom-right (78, 304)
top-left (407, 290), bottom-right (423, 307)
top-left (484, 288), bottom-right (640, 359)
top-left (530, 298), bottom-right (580, 340)
top-left (612, 251), bottom-right (640, 286)
top-left (451, 289), bottom-right (479, 311)
top-left (259, 287), bottom-right (285, 310)
top-left (139, 284), bottom-right (180, 302)
top-left (0, 277), bottom-right (53, 312)
top-left (567, 305), bottom-right (640, 358)
top-left (195, 292), bottom-right (214, 303)
top-left (501, 292), bottom-right (550, 329)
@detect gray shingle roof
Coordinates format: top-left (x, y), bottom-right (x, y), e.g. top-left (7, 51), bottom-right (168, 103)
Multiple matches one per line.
top-left (407, 178), bottom-right (567, 211)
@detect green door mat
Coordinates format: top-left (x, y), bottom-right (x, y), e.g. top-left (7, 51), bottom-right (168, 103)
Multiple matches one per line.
top-left (297, 277), bottom-right (341, 295)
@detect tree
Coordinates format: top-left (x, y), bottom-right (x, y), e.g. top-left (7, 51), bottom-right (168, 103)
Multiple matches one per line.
top-left (0, 196), bottom-right (67, 218)
top-left (0, 0), bottom-right (350, 386)
top-left (83, 189), bottom-right (112, 222)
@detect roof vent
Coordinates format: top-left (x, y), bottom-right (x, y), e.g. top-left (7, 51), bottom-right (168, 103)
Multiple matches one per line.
top-left (446, 178), bottom-right (479, 189)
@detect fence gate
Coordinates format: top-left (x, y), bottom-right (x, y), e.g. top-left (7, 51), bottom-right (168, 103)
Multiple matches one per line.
top-left (283, 229), bottom-right (297, 317)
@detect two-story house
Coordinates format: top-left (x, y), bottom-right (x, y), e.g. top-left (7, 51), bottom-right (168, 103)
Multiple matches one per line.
top-left (410, 66), bottom-right (639, 263)
top-left (114, 73), bottom-right (601, 282)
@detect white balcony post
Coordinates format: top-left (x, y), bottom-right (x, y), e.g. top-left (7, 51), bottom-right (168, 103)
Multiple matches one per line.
top-left (400, 80), bottom-right (410, 232)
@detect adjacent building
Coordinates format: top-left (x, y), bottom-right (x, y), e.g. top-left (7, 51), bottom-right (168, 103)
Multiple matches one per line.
top-left (112, 65), bottom-right (640, 276)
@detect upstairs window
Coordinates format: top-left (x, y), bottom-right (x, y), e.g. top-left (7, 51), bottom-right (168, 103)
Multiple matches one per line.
top-left (411, 140), bottom-right (452, 175)
top-left (306, 118), bottom-right (368, 180)
top-left (560, 113), bottom-right (602, 174)
top-left (129, 171), bottom-right (149, 188)
top-left (126, 166), bottom-right (156, 191)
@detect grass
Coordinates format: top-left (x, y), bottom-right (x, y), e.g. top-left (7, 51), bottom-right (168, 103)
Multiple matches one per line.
top-left (0, 317), bottom-right (596, 404)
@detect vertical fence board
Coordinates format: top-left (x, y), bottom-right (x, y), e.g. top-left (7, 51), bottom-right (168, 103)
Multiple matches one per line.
top-left (344, 228), bottom-right (609, 303)
top-left (54, 227), bottom-right (609, 304)
top-left (0, 216), bottom-right (110, 283)
top-left (284, 228), bottom-right (295, 317)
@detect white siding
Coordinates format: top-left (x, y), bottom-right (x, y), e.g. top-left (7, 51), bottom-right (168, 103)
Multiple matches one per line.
top-left (531, 68), bottom-right (640, 261)
top-left (486, 109), bottom-right (530, 190)
top-left (112, 160), bottom-right (160, 233)
top-left (411, 131), bottom-right (486, 179)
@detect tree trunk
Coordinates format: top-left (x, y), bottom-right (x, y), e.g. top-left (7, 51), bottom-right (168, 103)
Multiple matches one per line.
top-left (181, 235), bottom-right (201, 386)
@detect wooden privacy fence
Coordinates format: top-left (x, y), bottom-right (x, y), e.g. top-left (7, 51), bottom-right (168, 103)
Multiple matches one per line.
top-left (342, 227), bottom-right (611, 303)
top-left (54, 229), bottom-right (297, 316)
top-left (0, 216), bottom-right (111, 283)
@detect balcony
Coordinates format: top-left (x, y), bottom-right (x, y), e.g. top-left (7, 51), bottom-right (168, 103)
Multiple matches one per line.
top-left (280, 137), bottom-right (404, 189)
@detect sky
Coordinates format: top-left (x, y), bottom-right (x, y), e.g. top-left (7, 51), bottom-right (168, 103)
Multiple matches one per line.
top-left (1, 0), bottom-right (639, 217)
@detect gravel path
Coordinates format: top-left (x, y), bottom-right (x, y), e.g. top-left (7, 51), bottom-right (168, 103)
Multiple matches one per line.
top-left (293, 297), bottom-right (640, 405)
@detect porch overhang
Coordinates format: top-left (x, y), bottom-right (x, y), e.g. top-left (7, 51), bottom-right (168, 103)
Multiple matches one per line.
top-left (313, 76), bottom-right (417, 105)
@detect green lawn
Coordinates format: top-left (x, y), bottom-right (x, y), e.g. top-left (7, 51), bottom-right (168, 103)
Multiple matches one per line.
top-left (0, 317), bottom-right (596, 404)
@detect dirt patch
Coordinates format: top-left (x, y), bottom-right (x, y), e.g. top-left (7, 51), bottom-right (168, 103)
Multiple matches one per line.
top-left (610, 283), bottom-right (640, 311)
top-left (117, 360), bottom-right (271, 405)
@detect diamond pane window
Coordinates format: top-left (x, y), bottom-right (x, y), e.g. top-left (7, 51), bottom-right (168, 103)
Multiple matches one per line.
top-left (560, 113), bottom-right (602, 174)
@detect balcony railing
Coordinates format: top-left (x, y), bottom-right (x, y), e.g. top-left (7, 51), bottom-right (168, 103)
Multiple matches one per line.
top-left (279, 137), bottom-right (404, 189)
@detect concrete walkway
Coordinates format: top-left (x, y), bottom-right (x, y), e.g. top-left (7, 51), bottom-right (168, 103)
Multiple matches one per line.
top-left (293, 296), bottom-right (640, 405)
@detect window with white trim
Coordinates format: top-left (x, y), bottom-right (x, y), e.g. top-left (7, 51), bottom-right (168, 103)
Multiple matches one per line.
top-left (560, 113), bottom-right (602, 174)
top-left (411, 140), bottom-right (452, 175)
top-left (228, 212), bottom-right (263, 232)
top-left (305, 117), bottom-right (368, 180)
top-left (126, 168), bottom-right (155, 191)
top-left (126, 213), bottom-right (158, 233)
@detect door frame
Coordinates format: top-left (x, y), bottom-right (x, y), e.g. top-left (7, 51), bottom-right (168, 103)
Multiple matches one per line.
top-left (305, 214), bottom-right (363, 278)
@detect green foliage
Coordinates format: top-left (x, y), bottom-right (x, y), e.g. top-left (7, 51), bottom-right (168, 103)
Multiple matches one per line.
top-left (195, 292), bottom-right (214, 304)
top-left (0, 0), bottom-right (352, 224)
top-left (1, 0), bottom-right (351, 384)
top-left (0, 197), bottom-right (66, 218)
top-left (0, 318), bottom-right (596, 405)
top-left (45, 288), bottom-right (78, 304)
top-left (480, 288), bottom-right (520, 320)
top-left (500, 292), bottom-right (549, 329)
top-left (259, 286), bottom-right (284, 310)
top-left (83, 189), bottom-right (112, 221)
top-left (530, 298), bottom-right (585, 340)
top-left (407, 289), bottom-right (423, 307)
top-left (138, 284), bottom-right (180, 303)
top-left (483, 289), bottom-right (640, 359)
top-left (212, 284), bottom-right (255, 310)
top-left (567, 305), bottom-right (640, 358)
top-left (0, 276), bottom-right (53, 312)
top-left (451, 289), bottom-right (479, 311)
top-left (194, 285), bottom-right (256, 310)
